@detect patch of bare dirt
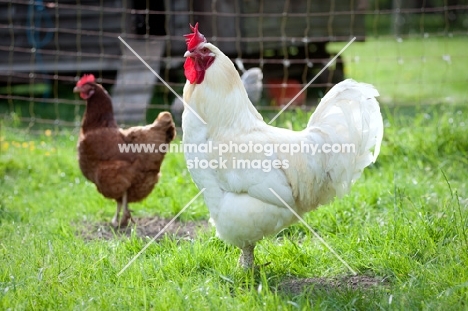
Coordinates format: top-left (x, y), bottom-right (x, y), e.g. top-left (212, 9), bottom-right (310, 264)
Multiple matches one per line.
top-left (279, 275), bottom-right (390, 295)
top-left (76, 216), bottom-right (210, 241)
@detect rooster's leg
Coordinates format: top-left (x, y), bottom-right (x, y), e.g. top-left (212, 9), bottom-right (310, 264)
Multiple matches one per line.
top-left (119, 191), bottom-right (134, 227)
top-left (111, 201), bottom-right (122, 227)
top-left (239, 244), bottom-right (255, 269)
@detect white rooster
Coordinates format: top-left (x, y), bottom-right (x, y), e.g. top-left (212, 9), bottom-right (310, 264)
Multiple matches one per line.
top-left (181, 23), bottom-right (384, 268)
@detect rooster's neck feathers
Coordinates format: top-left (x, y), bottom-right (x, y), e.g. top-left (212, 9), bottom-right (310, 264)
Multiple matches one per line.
top-left (184, 44), bottom-right (263, 132)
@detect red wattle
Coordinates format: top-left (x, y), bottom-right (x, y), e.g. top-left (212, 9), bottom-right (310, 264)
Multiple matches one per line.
top-left (184, 58), bottom-right (197, 84)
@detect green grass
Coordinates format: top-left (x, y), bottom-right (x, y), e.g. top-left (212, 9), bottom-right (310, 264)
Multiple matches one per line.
top-left (1, 32), bottom-right (468, 309)
top-left (1, 103), bottom-right (468, 309)
top-left (329, 36), bottom-right (468, 106)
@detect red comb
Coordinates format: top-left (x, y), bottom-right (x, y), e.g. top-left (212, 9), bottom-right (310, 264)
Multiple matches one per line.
top-left (184, 23), bottom-right (206, 51)
top-left (76, 74), bottom-right (95, 87)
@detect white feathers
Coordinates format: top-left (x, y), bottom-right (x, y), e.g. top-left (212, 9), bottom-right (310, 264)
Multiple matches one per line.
top-left (183, 47), bottom-right (384, 250)
top-left (173, 66), bottom-right (263, 126)
top-left (309, 79), bottom-right (383, 163)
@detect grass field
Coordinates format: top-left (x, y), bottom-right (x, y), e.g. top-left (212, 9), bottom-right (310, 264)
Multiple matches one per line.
top-left (329, 35), bottom-right (468, 106)
top-left (1, 32), bottom-right (468, 309)
top-left (1, 102), bottom-right (468, 309)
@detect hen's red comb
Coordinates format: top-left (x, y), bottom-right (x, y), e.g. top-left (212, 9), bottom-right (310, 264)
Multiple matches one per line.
top-left (76, 74), bottom-right (95, 87)
top-left (184, 23), bottom-right (206, 51)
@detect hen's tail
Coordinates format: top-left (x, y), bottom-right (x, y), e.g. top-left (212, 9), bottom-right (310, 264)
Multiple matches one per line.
top-left (307, 79), bottom-right (384, 197)
top-left (153, 111), bottom-right (177, 143)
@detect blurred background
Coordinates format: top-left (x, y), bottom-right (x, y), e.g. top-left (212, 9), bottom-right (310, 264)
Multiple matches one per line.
top-left (0, 0), bottom-right (467, 130)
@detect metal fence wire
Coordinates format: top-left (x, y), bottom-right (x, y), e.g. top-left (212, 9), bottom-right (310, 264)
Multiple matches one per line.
top-left (0, 0), bottom-right (467, 130)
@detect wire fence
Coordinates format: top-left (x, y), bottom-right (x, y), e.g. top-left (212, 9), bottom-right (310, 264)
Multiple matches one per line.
top-left (0, 0), bottom-right (467, 132)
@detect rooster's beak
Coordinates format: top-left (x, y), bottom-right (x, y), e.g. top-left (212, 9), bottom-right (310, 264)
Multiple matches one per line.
top-left (73, 86), bottom-right (81, 93)
top-left (184, 51), bottom-right (193, 58)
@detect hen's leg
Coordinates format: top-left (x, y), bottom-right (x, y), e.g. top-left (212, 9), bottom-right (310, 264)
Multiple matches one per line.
top-left (111, 201), bottom-right (122, 227)
top-left (119, 191), bottom-right (134, 227)
top-left (238, 244), bottom-right (255, 269)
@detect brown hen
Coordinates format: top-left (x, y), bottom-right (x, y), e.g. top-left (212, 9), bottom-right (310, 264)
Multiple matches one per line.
top-left (74, 74), bottom-right (176, 227)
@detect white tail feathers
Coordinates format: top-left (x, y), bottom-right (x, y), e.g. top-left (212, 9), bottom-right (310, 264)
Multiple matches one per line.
top-left (307, 79), bottom-right (384, 197)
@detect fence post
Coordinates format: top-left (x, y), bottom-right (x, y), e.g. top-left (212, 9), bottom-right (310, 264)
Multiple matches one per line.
top-left (392, 0), bottom-right (402, 37)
